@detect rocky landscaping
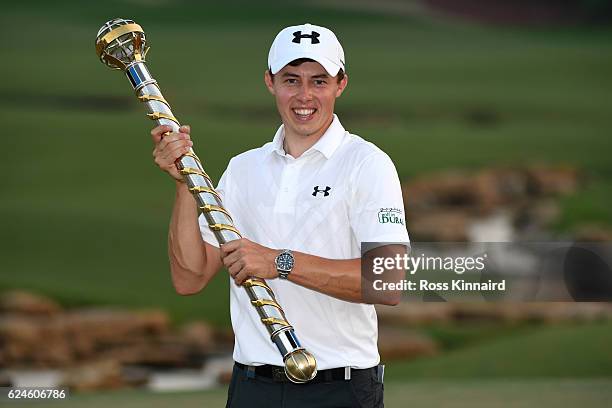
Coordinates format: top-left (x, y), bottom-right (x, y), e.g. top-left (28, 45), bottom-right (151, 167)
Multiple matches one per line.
top-left (402, 165), bottom-right (585, 241)
top-left (0, 290), bottom-right (227, 390)
top-left (3, 289), bottom-right (612, 391)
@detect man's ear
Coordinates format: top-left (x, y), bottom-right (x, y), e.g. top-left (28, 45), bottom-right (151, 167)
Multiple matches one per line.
top-left (335, 73), bottom-right (348, 98)
top-left (264, 70), bottom-right (275, 95)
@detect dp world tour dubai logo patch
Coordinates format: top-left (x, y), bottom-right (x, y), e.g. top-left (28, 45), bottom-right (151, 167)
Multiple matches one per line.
top-left (378, 208), bottom-right (404, 225)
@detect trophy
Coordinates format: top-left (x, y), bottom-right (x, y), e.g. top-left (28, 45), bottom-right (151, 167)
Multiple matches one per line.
top-left (94, 18), bottom-right (316, 383)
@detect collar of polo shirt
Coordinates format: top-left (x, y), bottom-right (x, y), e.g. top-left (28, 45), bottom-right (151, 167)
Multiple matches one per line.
top-left (270, 114), bottom-right (346, 159)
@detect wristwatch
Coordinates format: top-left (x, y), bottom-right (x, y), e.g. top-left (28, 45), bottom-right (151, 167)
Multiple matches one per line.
top-left (275, 249), bottom-right (294, 279)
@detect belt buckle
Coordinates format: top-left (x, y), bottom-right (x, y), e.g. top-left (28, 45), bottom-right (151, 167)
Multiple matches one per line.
top-left (272, 366), bottom-right (287, 382)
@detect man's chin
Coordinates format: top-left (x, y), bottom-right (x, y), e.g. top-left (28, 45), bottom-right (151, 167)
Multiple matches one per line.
top-left (287, 122), bottom-right (317, 136)
top-left (297, 126), bottom-right (324, 139)
top-left (288, 118), bottom-right (333, 138)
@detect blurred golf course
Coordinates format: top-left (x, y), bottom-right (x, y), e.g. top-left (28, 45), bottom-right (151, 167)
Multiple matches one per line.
top-left (1, 0), bottom-right (611, 406)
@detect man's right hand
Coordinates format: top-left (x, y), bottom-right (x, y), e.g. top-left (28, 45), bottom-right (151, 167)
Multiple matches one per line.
top-left (151, 124), bottom-right (193, 182)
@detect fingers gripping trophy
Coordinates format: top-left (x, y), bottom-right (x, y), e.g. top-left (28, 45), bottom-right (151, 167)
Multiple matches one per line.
top-left (94, 18), bottom-right (317, 383)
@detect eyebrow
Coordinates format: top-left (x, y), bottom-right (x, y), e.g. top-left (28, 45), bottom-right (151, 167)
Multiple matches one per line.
top-left (281, 72), bottom-right (330, 79)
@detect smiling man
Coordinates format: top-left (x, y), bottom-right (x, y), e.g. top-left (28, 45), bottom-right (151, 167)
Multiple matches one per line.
top-left (151, 23), bottom-right (409, 408)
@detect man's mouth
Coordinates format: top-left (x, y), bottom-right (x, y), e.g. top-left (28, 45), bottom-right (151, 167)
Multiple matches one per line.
top-left (292, 108), bottom-right (317, 121)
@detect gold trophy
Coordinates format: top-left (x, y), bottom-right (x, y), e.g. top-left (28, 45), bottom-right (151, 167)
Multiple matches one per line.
top-left (94, 18), bottom-right (316, 383)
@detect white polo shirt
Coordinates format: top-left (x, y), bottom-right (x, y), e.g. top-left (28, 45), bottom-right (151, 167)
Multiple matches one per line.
top-left (199, 114), bottom-right (409, 370)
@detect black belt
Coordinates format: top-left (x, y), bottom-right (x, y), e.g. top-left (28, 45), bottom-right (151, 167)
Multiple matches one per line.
top-left (235, 362), bottom-right (374, 383)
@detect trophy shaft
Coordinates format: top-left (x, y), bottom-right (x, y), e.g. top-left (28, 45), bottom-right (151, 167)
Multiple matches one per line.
top-left (127, 62), bottom-right (239, 244)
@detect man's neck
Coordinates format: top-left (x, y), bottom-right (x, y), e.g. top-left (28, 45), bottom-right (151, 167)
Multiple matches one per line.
top-left (283, 117), bottom-right (333, 158)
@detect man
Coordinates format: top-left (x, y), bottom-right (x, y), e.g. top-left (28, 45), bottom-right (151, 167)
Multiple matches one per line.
top-left (151, 23), bottom-right (409, 408)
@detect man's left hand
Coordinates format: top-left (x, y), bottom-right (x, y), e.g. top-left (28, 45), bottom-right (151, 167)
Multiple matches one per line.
top-left (220, 238), bottom-right (278, 285)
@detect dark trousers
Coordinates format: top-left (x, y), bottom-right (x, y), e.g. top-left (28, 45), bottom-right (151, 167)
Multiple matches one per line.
top-left (226, 363), bottom-right (384, 408)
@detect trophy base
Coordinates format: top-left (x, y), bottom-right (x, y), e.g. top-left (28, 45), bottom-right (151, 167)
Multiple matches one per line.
top-left (284, 349), bottom-right (318, 383)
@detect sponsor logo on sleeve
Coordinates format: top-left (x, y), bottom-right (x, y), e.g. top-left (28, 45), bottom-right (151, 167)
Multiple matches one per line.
top-left (377, 208), bottom-right (405, 225)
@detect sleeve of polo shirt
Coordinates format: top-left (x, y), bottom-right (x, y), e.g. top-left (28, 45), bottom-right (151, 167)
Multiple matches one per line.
top-left (198, 160), bottom-right (232, 248)
top-left (349, 152), bottom-right (410, 245)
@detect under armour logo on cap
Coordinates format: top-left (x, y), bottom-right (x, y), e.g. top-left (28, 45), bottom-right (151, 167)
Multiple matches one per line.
top-left (312, 186), bottom-right (331, 197)
top-left (292, 30), bottom-right (320, 44)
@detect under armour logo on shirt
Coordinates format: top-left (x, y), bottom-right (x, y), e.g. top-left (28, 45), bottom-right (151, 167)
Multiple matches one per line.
top-left (292, 31), bottom-right (320, 44)
top-left (312, 186), bottom-right (331, 197)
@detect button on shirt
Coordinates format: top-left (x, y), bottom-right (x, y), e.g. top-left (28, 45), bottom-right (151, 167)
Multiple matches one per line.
top-left (199, 115), bottom-right (409, 370)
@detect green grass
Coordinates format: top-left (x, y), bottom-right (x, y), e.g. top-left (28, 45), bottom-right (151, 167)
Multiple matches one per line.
top-left (555, 181), bottom-right (612, 231)
top-left (421, 322), bottom-right (536, 351)
top-left (1, 1), bottom-right (611, 328)
top-left (387, 322), bottom-right (612, 379)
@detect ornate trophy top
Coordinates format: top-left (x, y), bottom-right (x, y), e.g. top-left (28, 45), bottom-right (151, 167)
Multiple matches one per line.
top-left (95, 18), bottom-right (149, 70)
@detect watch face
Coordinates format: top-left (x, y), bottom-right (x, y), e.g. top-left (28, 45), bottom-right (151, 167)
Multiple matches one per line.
top-left (277, 252), bottom-right (294, 272)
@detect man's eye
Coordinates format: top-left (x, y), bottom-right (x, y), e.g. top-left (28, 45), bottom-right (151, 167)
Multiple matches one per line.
top-left (314, 80), bottom-right (327, 86)
top-left (286, 78), bottom-right (298, 84)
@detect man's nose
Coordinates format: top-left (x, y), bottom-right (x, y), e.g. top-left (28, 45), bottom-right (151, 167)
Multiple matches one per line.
top-left (297, 82), bottom-right (313, 101)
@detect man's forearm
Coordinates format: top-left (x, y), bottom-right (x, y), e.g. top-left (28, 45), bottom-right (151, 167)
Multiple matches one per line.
top-left (168, 182), bottom-right (215, 294)
top-left (288, 253), bottom-right (363, 303)
top-left (287, 247), bottom-right (405, 306)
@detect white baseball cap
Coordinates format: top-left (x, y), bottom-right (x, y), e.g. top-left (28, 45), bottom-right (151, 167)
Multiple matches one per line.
top-left (268, 23), bottom-right (345, 77)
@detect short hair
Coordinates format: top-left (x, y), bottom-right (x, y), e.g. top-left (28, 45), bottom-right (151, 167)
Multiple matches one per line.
top-left (269, 58), bottom-right (345, 83)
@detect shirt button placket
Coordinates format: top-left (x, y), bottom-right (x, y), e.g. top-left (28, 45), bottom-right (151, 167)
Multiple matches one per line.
top-left (275, 157), bottom-right (297, 213)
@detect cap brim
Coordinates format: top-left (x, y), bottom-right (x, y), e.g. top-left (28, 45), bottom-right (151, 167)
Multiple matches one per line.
top-left (270, 52), bottom-right (342, 77)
